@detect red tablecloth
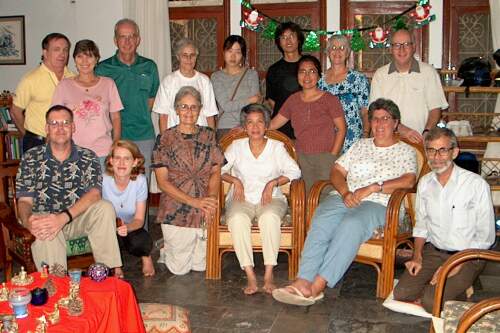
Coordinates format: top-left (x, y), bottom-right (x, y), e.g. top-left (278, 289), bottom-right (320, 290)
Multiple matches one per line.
top-left (0, 273), bottom-right (145, 333)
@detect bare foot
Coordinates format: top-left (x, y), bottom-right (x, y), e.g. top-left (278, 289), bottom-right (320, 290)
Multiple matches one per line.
top-left (285, 278), bottom-right (313, 298)
top-left (262, 281), bottom-right (276, 294)
top-left (243, 266), bottom-right (258, 295)
top-left (114, 267), bottom-right (124, 279)
top-left (142, 256), bottom-right (155, 277)
top-left (263, 265), bottom-right (276, 294)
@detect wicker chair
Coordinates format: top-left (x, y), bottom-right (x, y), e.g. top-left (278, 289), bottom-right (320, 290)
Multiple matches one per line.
top-left (205, 130), bottom-right (306, 280)
top-left (306, 138), bottom-right (429, 298)
top-left (430, 249), bottom-right (500, 333)
top-left (0, 162), bottom-right (94, 281)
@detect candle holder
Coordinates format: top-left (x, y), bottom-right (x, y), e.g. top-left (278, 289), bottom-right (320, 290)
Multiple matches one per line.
top-left (0, 314), bottom-right (18, 333)
top-left (8, 288), bottom-right (31, 319)
top-left (11, 267), bottom-right (34, 287)
top-left (0, 283), bottom-right (9, 302)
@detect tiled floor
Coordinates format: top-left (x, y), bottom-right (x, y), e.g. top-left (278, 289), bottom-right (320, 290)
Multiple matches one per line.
top-left (4, 221), bottom-right (497, 332)
top-left (123, 222), bottom-right (436, 333)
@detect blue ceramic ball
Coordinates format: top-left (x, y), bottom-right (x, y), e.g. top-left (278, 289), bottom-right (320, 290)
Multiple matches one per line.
top-left (87, 263), bottom-right (109, 282)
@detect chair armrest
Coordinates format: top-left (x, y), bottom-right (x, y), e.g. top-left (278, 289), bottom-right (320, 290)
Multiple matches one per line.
top-left (306, 180), bottom-right (335, 232)
top-left (431, 250), bottom-right (500, 319)
top-left (383, 187), bottom-right (416, 242)
top-left (456, 297), bottom-right (500, 333)
top-left (0, 203), bottom-right (35, 243)
top-left (289, 178), bottom-right (305, 251)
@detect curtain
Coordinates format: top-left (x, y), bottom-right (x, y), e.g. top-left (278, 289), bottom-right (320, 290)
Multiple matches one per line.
top-left (123, 0), bottom-right (172, 193)
top-left (486, 0), bottom-right (499, 205)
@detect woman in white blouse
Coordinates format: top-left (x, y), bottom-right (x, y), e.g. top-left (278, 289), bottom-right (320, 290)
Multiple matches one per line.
top-left (273, 98), bottom-right (418, 306)
top-left (222, 103), bottom-right (301, 295)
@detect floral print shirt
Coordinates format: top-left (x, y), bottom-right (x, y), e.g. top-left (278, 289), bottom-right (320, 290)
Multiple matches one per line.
top-left (318, 70), bottom-right (370, 152)
top-left (152, 126), bottom-right (224, 228)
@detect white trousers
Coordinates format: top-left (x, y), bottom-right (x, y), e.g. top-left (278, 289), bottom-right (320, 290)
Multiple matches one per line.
top-left (159, 224), bottom-right (206, 275)
top-left (226, 199), bottom-right (287, 268)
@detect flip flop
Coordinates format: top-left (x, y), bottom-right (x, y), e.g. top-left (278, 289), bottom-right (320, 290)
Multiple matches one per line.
top-left (272, 286), bottom-right (316, 306)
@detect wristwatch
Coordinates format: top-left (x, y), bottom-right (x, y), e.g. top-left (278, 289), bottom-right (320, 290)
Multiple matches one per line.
top-left (377, 181), bottom-right (384, 193)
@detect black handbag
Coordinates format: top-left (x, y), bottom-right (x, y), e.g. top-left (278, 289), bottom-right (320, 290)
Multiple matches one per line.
top-left (457, 57), bottom-right (492, 87)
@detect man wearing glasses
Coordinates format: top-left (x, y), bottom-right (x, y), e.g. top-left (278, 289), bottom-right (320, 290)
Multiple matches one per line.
top-left (393, 127), bottom-right (495, 313)
top-left (96, 19), bottom-right (160, 179)
top-left (370, 29), bottom-right (448, 144)
top-left (16, 105), bottom-right (123, 275)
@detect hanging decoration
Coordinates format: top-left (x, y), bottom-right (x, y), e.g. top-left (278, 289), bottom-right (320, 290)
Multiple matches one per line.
top-left (303, 31), bottom-right (321, 52)
top-left (369, 27), bottom-right (391, 48)
top-left (241, 9), bottom-right (264, 32)
top-left (239, 0), bottom-right (437, 52)
top-left (262, 20), bottom-right (278, 40)
top-left (410, 4), bottom-right (435, 27)
top-left (350, 30), bottom-right (365, 52)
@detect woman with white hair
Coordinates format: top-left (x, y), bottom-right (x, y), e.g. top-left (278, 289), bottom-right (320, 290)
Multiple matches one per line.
top-left (153, 86), bottom-right (223, 275)
top-left (318, 35), bottom-right (370, 152)
top-left (153, 38), bottom-right (218, 133)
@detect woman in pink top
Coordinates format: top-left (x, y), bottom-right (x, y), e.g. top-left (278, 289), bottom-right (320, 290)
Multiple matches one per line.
top-left (52, 39), bottom-right (122, 170)
top-left (270, 55), bottom-right (346, 192)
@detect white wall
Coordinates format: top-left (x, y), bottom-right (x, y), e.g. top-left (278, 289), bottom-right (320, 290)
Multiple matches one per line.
top-left (0, 0), bottom-right (123, 92)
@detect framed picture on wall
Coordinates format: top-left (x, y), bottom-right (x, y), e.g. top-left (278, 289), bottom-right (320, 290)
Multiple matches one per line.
top-left (0, 16), bottom-right (26, 65)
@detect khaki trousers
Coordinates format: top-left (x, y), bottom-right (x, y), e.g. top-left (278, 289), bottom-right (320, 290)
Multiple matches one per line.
top-left (159, 224), bottom-right (206, 275)
top-left (298, 152), bottom-right (337, 194)
top-left (31, 200), bottom-right (122, 270)
top-left (393, 243), bottom-right (485, 313)
top-left (226, 199), bottom-right (287, 268)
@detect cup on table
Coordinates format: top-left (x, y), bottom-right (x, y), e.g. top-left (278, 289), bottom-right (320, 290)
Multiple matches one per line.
top-left (9, 288), bottom-right (31, 318)
top-left (68, 268), bottom-right (83, 284)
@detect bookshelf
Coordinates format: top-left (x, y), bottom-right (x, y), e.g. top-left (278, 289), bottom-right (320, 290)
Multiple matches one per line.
top-left (0, 94), bottom-right (21, 162)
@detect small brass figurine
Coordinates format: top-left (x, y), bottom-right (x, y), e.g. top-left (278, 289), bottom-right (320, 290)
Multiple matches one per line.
top-left (0, 283), bottom-right (9, 302)
top-left (11, 267), bottom-right (34, 286)
top-left (58, 281), bottom-right (84, 316)
top-left (40, 264), bottom-right (49, 279)
top-left (45, 304), bottom-right (60, 325)
top-left (42, 278), bottom-right (57, 297)
top-left (49, 263), bottom-right (66, 278)
top-left (34, 315), bottom-right (47, 333)
top-left (0, 314), bottom-right (18, 333)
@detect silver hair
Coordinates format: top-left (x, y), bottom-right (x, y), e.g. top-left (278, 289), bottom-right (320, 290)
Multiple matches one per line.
top-left (240, 103), bottom-right (271, 128)
top-left (174, 86), bottom-right (202, 109)
top-left (326, 34), bottom-right (351, 55)
top-left (424, 127), bottom-right (459, 149)
top-left (389, 29), bottom-right (416, 46)
top-left (175, 38), bottom-right (199, 57)
top-left (114, 18), bottom-right (140, 38)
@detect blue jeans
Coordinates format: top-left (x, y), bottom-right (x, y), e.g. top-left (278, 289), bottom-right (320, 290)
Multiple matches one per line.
top-left (298, 194), bottom-right (387, 288)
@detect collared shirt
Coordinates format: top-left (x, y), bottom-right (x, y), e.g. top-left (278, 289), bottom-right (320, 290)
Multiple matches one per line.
top-left (96, 52), bottom-right (160, 140)
top-left (13, 64), bottom-right (74, 137)
top-left (16, 142), bottom-right (102, 214)
top-left (413, 164), bottom-right (495, 251)
top-left (369, 58), bottom-right (448, 133)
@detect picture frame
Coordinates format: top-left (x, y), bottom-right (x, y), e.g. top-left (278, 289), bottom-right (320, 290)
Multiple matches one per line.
top-left (0, 16), bottom-right (26, 65)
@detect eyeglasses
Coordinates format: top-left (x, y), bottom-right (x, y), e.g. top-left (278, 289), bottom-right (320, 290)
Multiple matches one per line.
top-left (391, 42), bottom-right (413, 49)
top-left (370, 116), bottom-right (393, 123)
top-left (425, 147), bottom-right (454, 157)
top-left (330, 45), bottom-right (346, 51)
top-left (47, 119), bottom-right (72, 128)
top-left (117, 34), bottom-right (138, 42)
top-left (176, 104), bottom-right (201, 112)
top-left (298, 69), bottom-right (318, 76)
top-left (180, 53), bottom-right (197, 60)
top-left (280, 34), bottom-right (297, 41)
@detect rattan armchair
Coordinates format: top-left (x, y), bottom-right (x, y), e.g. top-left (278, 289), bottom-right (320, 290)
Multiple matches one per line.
top-left (430, 249), bottom-right (500, 333)
top-left (205, 130), bottom-right (306, 280)
top-left (0, 162), bottom-right (94, 281)
top-left (306, 138), bottom-right (429, 298)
